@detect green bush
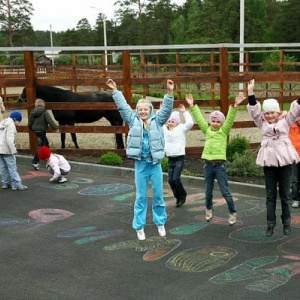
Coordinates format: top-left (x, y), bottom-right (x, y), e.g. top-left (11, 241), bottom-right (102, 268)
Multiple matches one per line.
top-left (161, 157), bottom-right (169, 172)
top-left (227, 134), bottom-right (250, 162)
top-left (99, 152), bottom-right (123, 166)
top-left (227, 150), bottom-right (264, 177)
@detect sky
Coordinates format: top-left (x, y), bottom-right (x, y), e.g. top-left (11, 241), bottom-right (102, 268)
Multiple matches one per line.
top-left (29, 0), bottom-right (186, 32)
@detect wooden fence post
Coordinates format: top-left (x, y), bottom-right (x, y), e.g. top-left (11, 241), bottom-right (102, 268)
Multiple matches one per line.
top-left (219, 47), bottom-right (229, 114)
top-left (121, 50), bottom-right (132, 142)
top-left (24, 51), bottom-right (37, 155)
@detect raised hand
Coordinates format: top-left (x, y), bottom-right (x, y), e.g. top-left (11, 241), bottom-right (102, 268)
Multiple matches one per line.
top-left (167, 79), bottom-right (174, 92)
top-left (235, 92), bottom-right (246, 106)
top-left (106, 79), bottom-right (117, 92)
top-left (247, 79), bottom-right (255, 96)
top-left (185, 94), bottom-right (194, 108)
top-left (178, 104), bottom-right (186, 112)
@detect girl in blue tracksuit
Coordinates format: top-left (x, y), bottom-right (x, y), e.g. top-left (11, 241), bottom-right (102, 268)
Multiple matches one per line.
top-left (106, 79), bottom-right (174, 240)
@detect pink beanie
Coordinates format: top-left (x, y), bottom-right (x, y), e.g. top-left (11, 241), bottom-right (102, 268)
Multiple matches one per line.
top-left (169, 111), bottom-right (180, 123)
top-left (209, 111), bottom-right (225, 124)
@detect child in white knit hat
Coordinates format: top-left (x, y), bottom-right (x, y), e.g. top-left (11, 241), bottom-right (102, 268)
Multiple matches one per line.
top-left (163, 105), bottom-right (194, 207)
top-left (247, 79), bottom-right (300, 237)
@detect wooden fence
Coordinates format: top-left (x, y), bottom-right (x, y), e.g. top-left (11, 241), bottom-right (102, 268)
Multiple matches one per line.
top-left (1, 44), bottom-right (300, 158)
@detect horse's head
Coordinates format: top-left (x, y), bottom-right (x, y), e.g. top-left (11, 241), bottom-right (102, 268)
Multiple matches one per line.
top-left (18, 87), bottom-right (27, 102)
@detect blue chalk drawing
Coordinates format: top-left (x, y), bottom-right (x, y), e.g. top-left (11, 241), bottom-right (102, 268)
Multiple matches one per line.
top-left (57, 226), bottom-right (97, 238)
top-left (0, 218), bottom-right (29, 226)
top-left (79, 183), bottom-right (133, 196)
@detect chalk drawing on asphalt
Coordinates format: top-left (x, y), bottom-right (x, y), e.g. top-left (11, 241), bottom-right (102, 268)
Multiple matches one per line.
top-left (0, 218), bottom-right (29, 226)
top-left (291, 212), bottom-right (300, 228)
top-left (79, 183), bottom-right (133, 196)
top-left (103, 236), bottom-right (181, 261)
top-left (210, 255), bottom-right (300, 292)
top-left (236, 199), bottom-right (265, 217)
top-left (4, 209), bottom-right (74, 232)
top-left (57, 227), bottom-right (124, 244)
top-left (35, 182), bottom-right (79, 189)
top-left (71, 177), bottom-right (94, 184)
top-left (278, 237), bottom-right (300, 259)
top-left (166, 246), bottom-right (237, 272)
top-left (189, 197), bottom-right (237, 213)
top-left (194, 215), bottom-right (243, 225)
top-left (21, 170), bottom-right (49, 180)
top-left (165, 192), bottom-right (205, 207)
top-left (90, 203), bottom-right (133, 217)
top-left (112, 192), bottom-right (135, 201)
top-left (229, 225), bottom-right (286, 243)
top-left (169, 222), bottom-right (209, 235)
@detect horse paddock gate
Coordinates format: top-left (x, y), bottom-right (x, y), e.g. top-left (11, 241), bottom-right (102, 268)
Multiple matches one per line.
top-left (1, 43), bottom-right (300, 158)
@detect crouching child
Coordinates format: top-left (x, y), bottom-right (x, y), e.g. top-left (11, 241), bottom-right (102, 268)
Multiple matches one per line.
top-left (38, 146), bottom-right (71, 183)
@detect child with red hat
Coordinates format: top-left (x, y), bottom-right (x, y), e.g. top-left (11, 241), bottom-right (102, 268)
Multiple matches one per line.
top-left (38, 146), bottom-right (71, 183)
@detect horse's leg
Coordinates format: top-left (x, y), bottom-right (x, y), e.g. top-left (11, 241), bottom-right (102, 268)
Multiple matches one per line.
top-left (115, 133), bottom-right (124, 149)
top-left (71, 133), bottom-right (79, 149)
top-left (61, 133), bottom-right (66, 149)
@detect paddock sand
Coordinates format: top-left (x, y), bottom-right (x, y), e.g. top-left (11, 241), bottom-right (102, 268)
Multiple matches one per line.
top-left (4, 109), bottom-right (261, 150)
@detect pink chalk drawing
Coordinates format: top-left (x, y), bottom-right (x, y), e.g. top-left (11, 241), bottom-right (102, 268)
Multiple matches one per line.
top-left (6, 209), bottom-right (74, 232)
top-left (278, 237), bottom-right (300, 260)
top-left (21, 170), bottom-right (49, 180)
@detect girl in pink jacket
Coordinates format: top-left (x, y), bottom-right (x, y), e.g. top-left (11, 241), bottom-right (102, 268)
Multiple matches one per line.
top-left (247, 79), bottom-right (300, 237)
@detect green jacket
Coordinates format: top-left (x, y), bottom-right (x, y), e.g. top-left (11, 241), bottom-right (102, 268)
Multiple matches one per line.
top-left (190, 105), bottom-right (237, 161)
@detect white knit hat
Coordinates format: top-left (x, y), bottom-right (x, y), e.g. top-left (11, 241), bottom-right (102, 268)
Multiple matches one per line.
top-left (209, 111), bottom-right (225, 124)
top-left (169, 111), bottom-right (180, 123)
top-left (262, 99), bottom-right (280, 113)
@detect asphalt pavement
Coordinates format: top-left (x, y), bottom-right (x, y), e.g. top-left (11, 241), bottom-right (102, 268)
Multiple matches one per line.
top-left (1, 155), bottom-right (300, 300)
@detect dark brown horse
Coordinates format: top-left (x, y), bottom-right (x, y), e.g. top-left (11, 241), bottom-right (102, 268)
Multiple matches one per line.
top-left (18, 86), bottom-right (124, 149)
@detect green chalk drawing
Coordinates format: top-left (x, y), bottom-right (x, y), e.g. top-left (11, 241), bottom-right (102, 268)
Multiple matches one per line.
top-left (210, 256), bottom-right (278, 283)
top-left (229, 225), bottom-right (286, 243)
top-left (169, 222), bottom-right (209, 235)
top-left (112, 192), bottom-right (135, 201)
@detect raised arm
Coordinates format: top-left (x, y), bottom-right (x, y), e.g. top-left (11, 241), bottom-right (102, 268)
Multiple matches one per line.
top-left (247, 79), bottom-right (257, 106)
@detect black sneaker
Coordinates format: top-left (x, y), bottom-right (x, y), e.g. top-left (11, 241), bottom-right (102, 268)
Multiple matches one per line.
top-left (32, 163), bottom-right (39, 170)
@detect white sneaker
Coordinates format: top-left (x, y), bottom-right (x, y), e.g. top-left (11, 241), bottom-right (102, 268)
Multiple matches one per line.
top-left (205, 209), bottom-right (213, 221)
top-left (229, 212), bottom-right (237, 225)
top-left (136, 229), bottom-right (146, 240)
top-left (57, 177), bottom-right (67, 183)
top-left (292, 201), bottom-right (300, 208)
top-left (12, 184), bottom-right (28, 191)
top-left (157, 225), bottom-right (166, 237)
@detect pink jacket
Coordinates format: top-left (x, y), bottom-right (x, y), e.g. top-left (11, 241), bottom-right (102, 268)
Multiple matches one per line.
top-left (247, 100), bottom-right (300, 167)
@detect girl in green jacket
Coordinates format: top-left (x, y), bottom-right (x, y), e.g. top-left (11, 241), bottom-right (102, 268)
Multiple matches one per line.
top-left (186, 93), bottom-right (245, 225)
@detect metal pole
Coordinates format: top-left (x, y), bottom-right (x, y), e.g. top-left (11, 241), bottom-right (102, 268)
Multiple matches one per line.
top-left (239, 0), bottom-right (245, 91)
top-left (90, 6), bottom-right (107, 70)
top-left (50, 24), bottom-right (54, 66)
top-left (103, 17), bottom-right (107, 69)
